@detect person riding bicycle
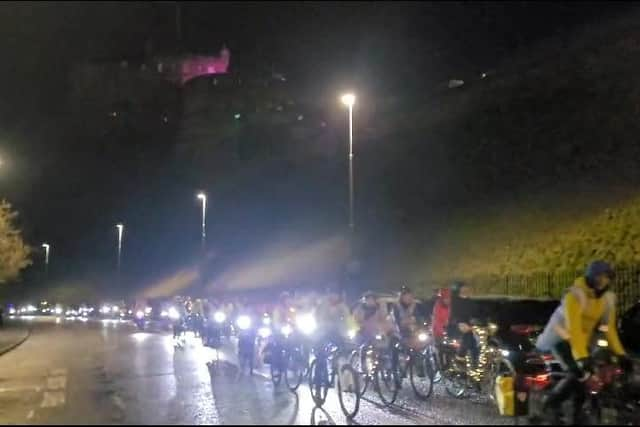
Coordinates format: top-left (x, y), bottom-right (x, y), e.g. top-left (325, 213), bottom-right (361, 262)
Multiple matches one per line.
top-left (353, 291), bottom-right (394, 344)
top-left (315, 287), bottom-right (352, 347)
top-left (447, 282), bottom-right (481, 366)
top-left (392, 286), bottom-right (427, 341)
top-left (536, 260), bottom-right (632, 424)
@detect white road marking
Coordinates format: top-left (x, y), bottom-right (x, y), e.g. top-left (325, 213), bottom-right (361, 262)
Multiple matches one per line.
top-left (0, 384), bottom-right (42, 393)
top-left (46, 376), bottom-right (67, 390)
top-left (40, 391), bottom-right (66, 408)
top-left (26, 410), bottom-right (35, 419)
top-left (112, 394), bottom-right (126, 410)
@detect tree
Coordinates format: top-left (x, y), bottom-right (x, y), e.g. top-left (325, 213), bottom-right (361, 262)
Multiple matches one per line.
top-left (0, 201), bottom-right (31, 283)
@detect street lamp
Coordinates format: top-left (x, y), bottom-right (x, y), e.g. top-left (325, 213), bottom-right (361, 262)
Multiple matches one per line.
top-left (340, 93), bottom-right (356, 230)
top-left (41, 243), bottom-right (50, 279)
top-left (116, 223), bottom-right (124, 276)
top-left (197, 192), bottom-right (207, 250)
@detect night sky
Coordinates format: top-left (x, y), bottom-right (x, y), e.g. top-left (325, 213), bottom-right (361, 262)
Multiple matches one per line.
top-left (0, 1), bottom-right (632, 301)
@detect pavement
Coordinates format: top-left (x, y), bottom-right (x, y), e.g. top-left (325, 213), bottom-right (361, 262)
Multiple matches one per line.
top-left (0, 322), bottom-right (30, 356)
top-left (0, 316), bottom-right (512, 425)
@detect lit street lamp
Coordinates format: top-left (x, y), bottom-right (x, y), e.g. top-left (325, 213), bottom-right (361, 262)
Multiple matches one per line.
top-left (41, 243), bottom-right (50, 279)
top-left (116, 223), bottom-right (124, 276)
top-left (341, 93), bottom-right (356, 230)
top-left (197, 192), bottom-right (207, 250)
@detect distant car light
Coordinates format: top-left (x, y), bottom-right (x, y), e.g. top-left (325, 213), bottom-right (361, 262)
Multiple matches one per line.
top-left (112, 306), bottom-right (119, 313)
top-left (101, 305), bottom-right (111, 314)
top-left (55, 307), bottom-right (63, 315)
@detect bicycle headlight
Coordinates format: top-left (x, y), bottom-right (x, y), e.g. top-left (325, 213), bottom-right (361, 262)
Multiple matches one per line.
top-left (258, 327), bottom-right (272, 338)
top-left (237, 315), bottom-right (252, 330)
top-left (168, 307), bottom-right (180, 320)
top-left (418, 332), bottom-right (428, 342)
top-left (295, 313), bottom-right (317, 335)
top-left (281, 324), bottom-right (293, 337)
top-left (347, 329), bottom-right (357, 340)
top-left (214, 311), bottom-right (226, 323)
top-left (136, 310), bottom-right (144, 319)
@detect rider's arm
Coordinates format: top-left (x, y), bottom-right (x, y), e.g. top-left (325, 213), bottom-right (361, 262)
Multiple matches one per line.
top-left (564, 292), bottom-right (589, 360)
top-left (605, 302), bottom-right (626, 356)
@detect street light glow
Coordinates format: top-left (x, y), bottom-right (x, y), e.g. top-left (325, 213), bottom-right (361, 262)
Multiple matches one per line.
top-left (197, 193), bottom-right (206, 201)
top-left (340, 93), bottom-right (356, 107)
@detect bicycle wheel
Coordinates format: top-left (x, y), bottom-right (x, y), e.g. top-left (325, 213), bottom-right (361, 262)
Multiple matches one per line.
top-left (408, 354), bottom-right (434, 400)
top-left (284, 348), bottom-right (305, 392)
top-left (349, 350), bottom-right (369, 397)
top-left (374, 363), bottom-right (400, 406)
top-left (308, 359), bottom-right (329, 407)
top-left (270, 351), bottom-right (283, 386)
top-left (337, 363), bottom-right (361, 419)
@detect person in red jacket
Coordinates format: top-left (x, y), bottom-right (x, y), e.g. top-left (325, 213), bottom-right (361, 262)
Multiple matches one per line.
top-left (431, 288), bottom-right (451, 340)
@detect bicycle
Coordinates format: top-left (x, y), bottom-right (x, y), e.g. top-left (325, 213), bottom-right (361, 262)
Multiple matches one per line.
top-left (308, 340), bottom-right (361, 419)
top-left (397, 329), bottom-right (438, 400)
top-left (349, 334), bottom-right (401, 406)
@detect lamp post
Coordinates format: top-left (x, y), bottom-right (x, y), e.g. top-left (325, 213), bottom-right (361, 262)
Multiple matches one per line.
top-left (340, 93), bottom-right (356, 230)
top-left (116, 223), bottom-right (124, 277)
top-left (197, 192), bottom-right (207, 251)
top-left (41, 243), bottom-right (50, 279)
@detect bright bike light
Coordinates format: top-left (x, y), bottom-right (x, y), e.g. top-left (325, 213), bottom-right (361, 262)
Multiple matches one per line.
top-left (168, 307), bottom-right (180, 320)
top-left (237, 315), bottom-right (251, 330)
top-left (160, 310), bottom-right (169, 317)
top-left (296, 313), bottom-right (317, 335)
top-left (214, 311), bottom-right (226, 323)
top-left (145, 307), bottom-right (152, 315)
top-left (347, 329), bottom-right (357, 340)
top-left (281, 324), bottom-right (293, 337)
top-left (262, 315), bottom-right (271, 326)
top-left (597, 339), bottom-right (608, 348)
top-left (418, 332), bottom-right (428, 342)
top-left (501, 349), bottom-right (510, 357)
top-left (136, 310), bottom-right (144, 319)
top-left (258, 327), bottom-right (272, 338)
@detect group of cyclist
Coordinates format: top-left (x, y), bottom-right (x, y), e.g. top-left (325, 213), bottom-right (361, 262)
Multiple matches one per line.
top-left (195, 259), bottom-right (633, 424)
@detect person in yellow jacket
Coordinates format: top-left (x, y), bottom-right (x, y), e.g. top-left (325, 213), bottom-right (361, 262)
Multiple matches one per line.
top-left (536, 260), bottom-right (632, 424)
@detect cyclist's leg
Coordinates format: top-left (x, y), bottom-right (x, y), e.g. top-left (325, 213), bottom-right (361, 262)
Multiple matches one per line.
top-left (543, 341), bottom-right (583, 420)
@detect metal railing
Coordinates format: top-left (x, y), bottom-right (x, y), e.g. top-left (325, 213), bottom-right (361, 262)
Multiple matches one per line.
top-left (464, 267), bottom-right (640, 313)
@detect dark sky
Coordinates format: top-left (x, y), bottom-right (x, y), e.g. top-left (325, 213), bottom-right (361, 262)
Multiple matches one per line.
top-left (0, 1), bottom-right (632, 300)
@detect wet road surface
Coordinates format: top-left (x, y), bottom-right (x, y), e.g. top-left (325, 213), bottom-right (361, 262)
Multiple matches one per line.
top-left (0, 317), bottom-right (512, 425)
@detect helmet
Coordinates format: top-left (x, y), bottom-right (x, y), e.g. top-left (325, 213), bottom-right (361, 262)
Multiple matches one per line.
top-left (586, 261), bottom-right (615, 281)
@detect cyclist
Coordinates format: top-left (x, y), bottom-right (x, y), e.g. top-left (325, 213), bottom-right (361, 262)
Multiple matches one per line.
top-left (392, 286), bottom-right (428, 341)
top-left (536, 260), bottom-right (632, 424)
top-left (353, 291), bottom-right (394, 344)
top-left (315, 287), bottom-right (351, 346)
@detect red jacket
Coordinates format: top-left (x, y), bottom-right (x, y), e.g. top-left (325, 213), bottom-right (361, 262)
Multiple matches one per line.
top-left (431, 290), bottom-right (451, 339)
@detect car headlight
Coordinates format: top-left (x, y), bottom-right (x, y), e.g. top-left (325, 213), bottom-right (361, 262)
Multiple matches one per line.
top-left (295, 313), bottom-right (317, 335)
top-left (101, 305), bottom-right (111, 314)
top-left (54, 307), bottom-right (63, 315)
top-left (237, 315), bottom-right (252, 330)
top-left (214, 311), bottom-right (226, 323)
top-left (418, 332), bottom-right (428, 342)
top-left (136, 311), bottom-right (144, 319)
top-left (281, 324), bottom-right (293, 337)
top-left (168, 307), bottom-right (180, 320)
top-left (258, 327), bottom-right (272, 338)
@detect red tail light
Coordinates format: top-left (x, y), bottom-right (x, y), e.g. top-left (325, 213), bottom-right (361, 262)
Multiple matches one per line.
top-left (524, 373), bottom-right (551, 390)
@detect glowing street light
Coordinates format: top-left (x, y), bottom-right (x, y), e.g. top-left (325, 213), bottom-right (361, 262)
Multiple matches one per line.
top-left (340, 93), bottom-right (356, 230)
top-left (116, 223), bottom-right (124, 276)
top-left (41, 243), bottom-right (50, 279)
top-left (197, 192), bottom-right (207, 250)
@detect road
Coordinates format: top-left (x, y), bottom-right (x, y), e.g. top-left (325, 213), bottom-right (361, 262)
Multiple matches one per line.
top-left (0, 317), bottom-right (512, 425)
